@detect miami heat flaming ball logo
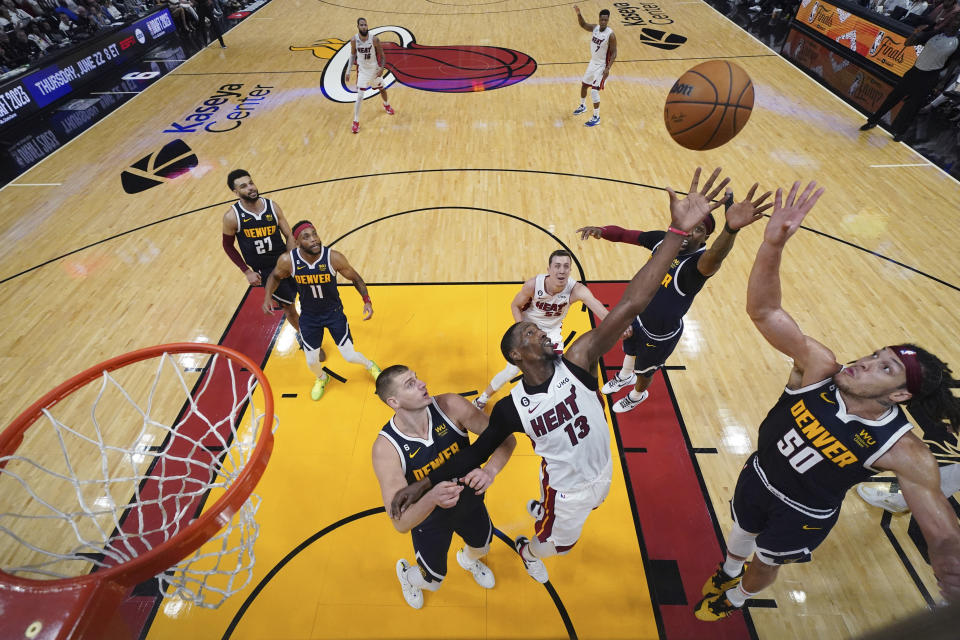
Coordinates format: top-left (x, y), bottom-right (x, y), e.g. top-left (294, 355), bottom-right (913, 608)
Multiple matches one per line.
top-left (291, 26), bottom-right (537, 103)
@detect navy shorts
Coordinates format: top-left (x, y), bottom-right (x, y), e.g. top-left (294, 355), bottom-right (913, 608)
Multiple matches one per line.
top-left (299, 307), bottom-right (350, 352)
top-left (621, 318), bottom-right (683, 376)
top-left (730, 456), bottom-right (840, 565)
top-left (256, 267), bottom-right (296, 306)
top-left (411, 498), bottom-right (493, 583)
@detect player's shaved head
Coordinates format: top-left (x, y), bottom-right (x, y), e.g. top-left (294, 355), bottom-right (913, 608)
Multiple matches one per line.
top-left (500, 323), bottom-right (523, 365)
top-left (375, 365), bottom-right (410, 403)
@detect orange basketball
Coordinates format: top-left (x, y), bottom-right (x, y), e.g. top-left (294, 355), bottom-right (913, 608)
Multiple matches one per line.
top-left (664, 60), bottom-right (754, 151)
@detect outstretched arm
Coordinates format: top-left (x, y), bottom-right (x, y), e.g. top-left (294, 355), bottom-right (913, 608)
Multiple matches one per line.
top-left (876, 434), bottom-right (960, 602)
top-left (331, 250), bottom-right (373, 320)
top-left (565, 167), bottom-right (729, 371)
top-left (576, 225), bottom-right (647, 245)
top-left (746, 181), bottom-right (836, 384)
top-left (697, 184), bottom-right (773, 277)
top-left (437, 393), bottom-right (517, 495)
top-left (574, 4), bottom-right (595, 31)
top-left (571, 282), bottom-right (609, 321)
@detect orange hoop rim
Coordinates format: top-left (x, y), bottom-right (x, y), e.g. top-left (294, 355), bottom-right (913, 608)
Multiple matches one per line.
top-left (0, 342), bottom-right (275, 592)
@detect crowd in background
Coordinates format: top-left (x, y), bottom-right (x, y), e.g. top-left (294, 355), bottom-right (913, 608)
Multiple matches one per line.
top-left (715, 0), bottom-right (960, 173)
top-left (0, 0), bottom-right (240, 74)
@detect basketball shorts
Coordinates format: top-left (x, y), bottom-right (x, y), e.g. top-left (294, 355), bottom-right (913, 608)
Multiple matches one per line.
top-left (622, 318), bottom-right (683, 375)
top-left (730, 454), bottom-right (841, 565)
top-left (533, 463), bottom-right (612, 551)
top-left (255, 268), bottom-right (296, 306)
top-left (411, 498), bottom-right (493, 583)
top-left (357, 67), bottom-right (385, 90)
top-left (582, 60), bottom-right (607, 89)
top-left (299, 307), bottom-right (350, 352)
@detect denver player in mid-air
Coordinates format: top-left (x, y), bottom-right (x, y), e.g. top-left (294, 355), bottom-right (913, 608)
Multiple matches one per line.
top-left (573, 5), bottom-right (617, 127)
top-left (695, 181), bottom-right (960, 620)
top-left (221, 169), bottom-right (300, 336)
top-left (372, 365), bottom-right (516, 608)
top-left (576, 183), bottom-right (772, 414)
top-left (391, 167), bottom-right (729, 584)
top-left (263, 221), bottom-right (380, 400)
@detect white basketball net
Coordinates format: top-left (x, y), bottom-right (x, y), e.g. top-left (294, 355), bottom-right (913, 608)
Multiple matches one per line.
top-left (0, 350), bottom-right (274, 608)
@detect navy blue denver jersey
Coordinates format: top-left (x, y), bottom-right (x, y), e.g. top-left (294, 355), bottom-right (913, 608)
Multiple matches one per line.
top-left (290, 247), bottom-right (343, 315)
top-left (755, 377), bottom-right (914, 511)
top-left (233, 198), bottom-right (285, 270)
top-left (378, 398), bottom-right (482, 526)
top-left (635, 231), bottom-right (709, 336)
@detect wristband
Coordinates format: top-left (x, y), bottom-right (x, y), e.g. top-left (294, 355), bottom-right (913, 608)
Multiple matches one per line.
top-left (667, 226), bottom-right (690, 237)
top-left (362, 295), bottom-right (371, 304)
top-left (724, 222), bottom-right (739, 235)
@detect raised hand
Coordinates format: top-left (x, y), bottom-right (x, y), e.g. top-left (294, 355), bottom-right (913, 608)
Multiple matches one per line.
top-left (666, 166), bottom-right (730, 232)
top-left (725, 183), bottom-right (774, 231)
top-left (763, 181), bottom-right (824, 248)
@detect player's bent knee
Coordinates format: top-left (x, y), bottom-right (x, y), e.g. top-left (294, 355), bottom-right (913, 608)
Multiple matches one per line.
top-left (726, 522), bottom-right (758, 559)
top-left (591, 88), bottom-right (600, 103)
top-left (305, 348), bottom-right (322, 367)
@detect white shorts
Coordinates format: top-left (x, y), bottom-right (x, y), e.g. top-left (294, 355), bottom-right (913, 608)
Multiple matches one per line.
top-left (357, 68), bottom-right (384, 90)
top-left (533, 468), bottom-right (611, 550)
top-left (581, 60), bottom-right (607, 89)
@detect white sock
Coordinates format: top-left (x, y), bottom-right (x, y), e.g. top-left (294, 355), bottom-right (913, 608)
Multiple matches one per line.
top-left (477, 392), bottom-right (489, 403)
top-left (619, 356), bottom-right (636, 378)
top-left (353, 91), bottom-right (362, 122)
top-left (725, 582), bottom-right (755, 607)
top-left (579, 98), bottom-right (586, 107)
top-left (520, 541), bottom-right (537, 562)
top-left (462, 545), bottom-right (486, 563)
top-left (593, 108), bottom-right (600, 117)
top-left (628, 389), bottom-right (646, 402)
top-left (723, 556), bottom-right (745, 577)
top-left (382, 98), bottom-right (390, 107)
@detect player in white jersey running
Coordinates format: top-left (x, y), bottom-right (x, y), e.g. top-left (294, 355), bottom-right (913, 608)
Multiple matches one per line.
top-left (349, 17), bottom-right (395, 134)
top-left (573, 6), bottom-right (617, 127)
top-left (473, 249), bottom-right (612, 410)
top-left (391, 167), bottom-right (730, 583)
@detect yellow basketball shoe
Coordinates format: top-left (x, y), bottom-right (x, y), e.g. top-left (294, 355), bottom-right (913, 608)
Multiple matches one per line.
top-left (368, 361), bottom-right (382, 381)
top-left (694, 592), bottom-right (741, 621)
top-left (701, 562), bottom-right (748, 596)
top-left (311, 375), bottom-right (329, 401)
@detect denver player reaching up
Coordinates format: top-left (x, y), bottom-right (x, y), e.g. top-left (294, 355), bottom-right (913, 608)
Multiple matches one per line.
top-left (391, 167), bottom-right (730, 584)
top-left (695, 180), bottom-right (960, 621)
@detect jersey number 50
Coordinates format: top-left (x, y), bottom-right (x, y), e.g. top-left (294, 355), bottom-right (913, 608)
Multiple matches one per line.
top-left (776, 428), bottom-right (824, 474)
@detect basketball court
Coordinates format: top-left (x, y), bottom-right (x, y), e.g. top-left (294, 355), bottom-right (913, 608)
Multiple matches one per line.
top-left (1, 1), bottom-right (958, 639)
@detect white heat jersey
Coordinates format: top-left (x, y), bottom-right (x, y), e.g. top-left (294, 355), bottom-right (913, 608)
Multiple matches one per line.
top-left (354, 33), bottom-right (378, 72)
top-left (522, 274), bottom-right (577, 345)
top-left (589, 25), bottom-right (613, 65)
top-left (511, 360), bottom-right (611, 492)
